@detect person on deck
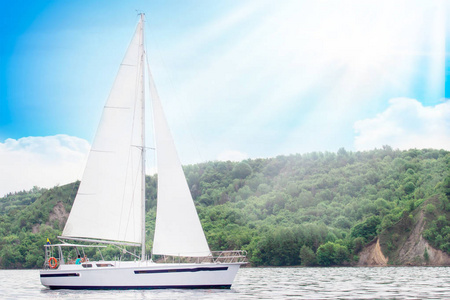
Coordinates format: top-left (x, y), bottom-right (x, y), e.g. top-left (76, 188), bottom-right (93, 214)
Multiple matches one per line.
top-left (75, 255), bottom-right (82, 264)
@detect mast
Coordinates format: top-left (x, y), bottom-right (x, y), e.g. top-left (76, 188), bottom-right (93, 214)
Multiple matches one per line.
top-left (139, 13), bottom-right (146, 261)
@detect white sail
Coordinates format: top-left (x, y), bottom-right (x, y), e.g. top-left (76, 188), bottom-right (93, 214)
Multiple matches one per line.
top-left (149, 70), bottom-right (211, 257)
top-left (62, 20), bottom-right (145, 244)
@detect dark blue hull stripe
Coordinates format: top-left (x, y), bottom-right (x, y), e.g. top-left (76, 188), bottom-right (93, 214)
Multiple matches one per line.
top-left (41, 273), bottom-right (80, 278)
top-left (134, 266), bottom-right (228, 274)
top-left (48, 285), bottom-right (231, 290)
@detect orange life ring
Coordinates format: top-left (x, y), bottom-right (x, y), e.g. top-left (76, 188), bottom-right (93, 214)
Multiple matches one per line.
top-left (49, 257), bottom-right (58, 269)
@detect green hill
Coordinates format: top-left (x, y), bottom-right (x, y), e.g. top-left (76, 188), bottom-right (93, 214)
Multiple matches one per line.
top-left (0, 147), bottom-right (449, 268)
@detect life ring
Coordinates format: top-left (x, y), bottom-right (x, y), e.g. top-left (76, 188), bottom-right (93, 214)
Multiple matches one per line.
top-left (49, 257), bottom-right (58, 269)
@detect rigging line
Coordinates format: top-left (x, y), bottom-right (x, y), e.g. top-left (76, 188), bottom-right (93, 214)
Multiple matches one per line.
top-left (113, 244), bottom-right (140, 259)
top-left (132, 145), bottom-right (155, 150)
top-left (140, 16), bottom-right (148, 259)
top-left (117, 44), bottom-right (141, 244)
top-left (120, 21), bottom-right (147, 244)
top-left (124, 150), bottom-right (145, 245)
top-left (143, 41), bottom-right (157, 176)
top-left (122, 72), bottom-right (144, 244)
top-left (144, 54), bottom-right (158, 178)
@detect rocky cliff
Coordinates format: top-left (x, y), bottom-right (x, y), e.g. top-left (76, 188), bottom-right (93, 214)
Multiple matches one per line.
top-left (358, 238), bottom-right (388, 266)
top-left (358, 210), bottom-right (450, 266)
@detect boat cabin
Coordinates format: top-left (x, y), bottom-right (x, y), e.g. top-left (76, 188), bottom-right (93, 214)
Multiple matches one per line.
top-left (43, 243), bottom-right (107, 270)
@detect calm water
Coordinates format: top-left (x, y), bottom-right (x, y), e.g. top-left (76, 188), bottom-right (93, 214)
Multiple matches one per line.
top-left (1, 267), bottom-right (449, 299)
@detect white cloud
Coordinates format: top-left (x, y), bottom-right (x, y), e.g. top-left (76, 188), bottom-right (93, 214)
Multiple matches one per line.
top-left (0, 135), bottom-right (90, 197)
top-left (217, 150), bottom-right (248, 162)
top-left (354, 98), bottom-right (450, 151)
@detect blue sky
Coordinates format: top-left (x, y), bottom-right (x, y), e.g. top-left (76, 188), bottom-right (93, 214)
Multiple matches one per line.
top-left (1, 0), bottom-right (449, 195)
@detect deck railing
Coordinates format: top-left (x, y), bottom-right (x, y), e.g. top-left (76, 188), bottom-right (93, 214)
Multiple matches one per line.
top-left (155, 250), bottom-right (247, 264)
top-left (210, 250), bottom-right (248, 263)
top-left (43, 243), bottom-right (248, 266)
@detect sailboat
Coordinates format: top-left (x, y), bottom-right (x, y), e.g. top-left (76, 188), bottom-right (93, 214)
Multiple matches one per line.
top-left (40, 14), bottom-right (246, 290)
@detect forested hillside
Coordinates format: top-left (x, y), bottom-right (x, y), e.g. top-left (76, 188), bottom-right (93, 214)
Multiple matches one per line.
top-left (1, 147), bottom-right (449, 268)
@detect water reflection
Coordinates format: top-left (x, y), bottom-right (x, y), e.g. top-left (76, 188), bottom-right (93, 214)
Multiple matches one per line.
top-left (233, 267), bottom-right (450, 299)
top-left (0, 267), bottom-right (449, 299)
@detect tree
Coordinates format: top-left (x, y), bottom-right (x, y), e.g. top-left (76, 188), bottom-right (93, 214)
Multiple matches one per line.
top-left (299, 245), bottom-right (316, 266)
top-left (333, 216), bottom-right (352, 229)
top-left (334, 244), bottom-right (349, 264)
top-left (424, 247), bottom-right (429, 262)
top-left (352, 237), bottom-right (365, 254)
top-left (232, 162), bottom-right (252, 179)
top-left (351, 216), bottom-right (381, 242)
top-left (315, 242), bottom-right (349, 266)
top-left (404, 182), bottom-right (415, 194)
top-left (257, 183), bottom-right (271, 195)
top-left (425, 204), bottom-right (436, 214)
top-left (442, 175), bottom-right (450, 200)
top-left (316, 242), bottom-right (335, 266)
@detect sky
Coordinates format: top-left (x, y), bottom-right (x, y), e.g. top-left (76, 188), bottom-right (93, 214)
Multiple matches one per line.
top-left (0, 0), bottom-right (449, 196)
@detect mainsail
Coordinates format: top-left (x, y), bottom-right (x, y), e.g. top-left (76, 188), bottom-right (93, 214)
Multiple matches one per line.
top-left (61, 20), bottom-right (145, 245)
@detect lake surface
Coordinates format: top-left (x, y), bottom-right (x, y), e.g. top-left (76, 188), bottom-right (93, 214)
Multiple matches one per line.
top-left (1, 267), bottom-right (449, 299)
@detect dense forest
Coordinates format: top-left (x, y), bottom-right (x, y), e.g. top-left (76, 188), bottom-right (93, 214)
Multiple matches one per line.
top-left (0, 147), bottom-right (449, 268)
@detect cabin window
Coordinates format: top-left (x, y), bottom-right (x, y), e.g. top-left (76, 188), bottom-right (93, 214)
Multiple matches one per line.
top-left (96, 263), bottom-right (114, 267)
top-left (82, 264), bottom-right (93, 268)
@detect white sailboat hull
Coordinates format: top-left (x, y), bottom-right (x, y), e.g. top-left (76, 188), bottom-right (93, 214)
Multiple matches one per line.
top-left (40, 261), bottom-right (243, 289)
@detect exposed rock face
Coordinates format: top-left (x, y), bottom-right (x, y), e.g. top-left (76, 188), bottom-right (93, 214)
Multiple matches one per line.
top-left (397, 211), bottom-right (450, 266)
top-left (32, 224), bottom-right (40, 234)
top-left (358, 238), bottom-right (388, 266)
top-left (358, 211), bottom-right (450, 266)
top-left (47, 202), bottom-right (69, 229)
top-left (32, 202), bottom-right (69, 233)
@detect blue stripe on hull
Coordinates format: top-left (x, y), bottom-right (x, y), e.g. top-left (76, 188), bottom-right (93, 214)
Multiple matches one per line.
top-left (134, 266), bottom-right (228, 274)
top-left (48, 285), bottom-right (232, 290)
top-left (40, 273), bottom-right (80, 278)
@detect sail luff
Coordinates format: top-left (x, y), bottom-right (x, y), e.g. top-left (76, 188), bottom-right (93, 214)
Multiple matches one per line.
top-left (139, 14), bottom-right (146, 261)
